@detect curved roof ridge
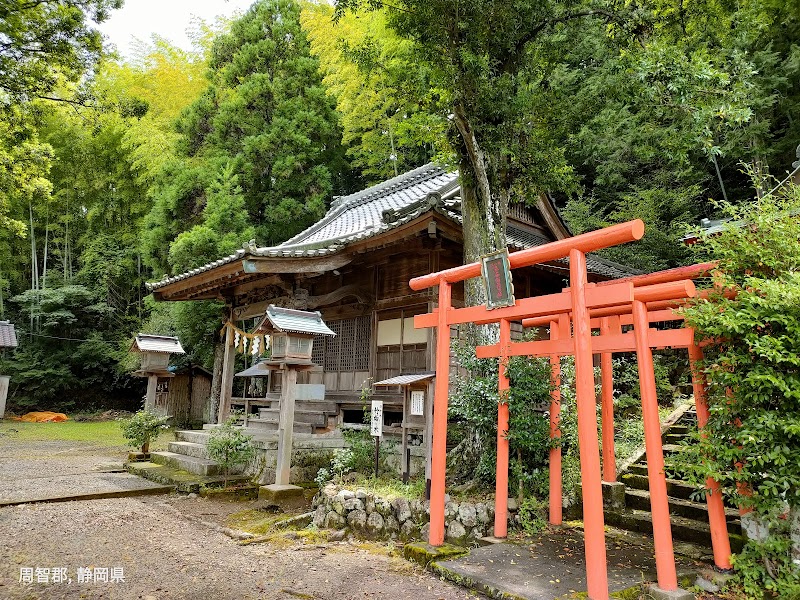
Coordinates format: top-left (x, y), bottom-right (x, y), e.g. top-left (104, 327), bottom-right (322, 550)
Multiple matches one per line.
top-left (279, 162), bottom-right (454, 249)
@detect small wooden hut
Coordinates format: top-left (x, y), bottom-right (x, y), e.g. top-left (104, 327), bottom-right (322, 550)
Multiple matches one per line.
top-left (0, 320), bottom-right (17, 418)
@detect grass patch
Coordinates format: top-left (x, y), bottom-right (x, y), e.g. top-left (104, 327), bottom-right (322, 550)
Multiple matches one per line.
top-left (227, 508), bottom-right (310, 536)
top-left (0, 419), bottom-right (174, 450)
top-left (340, 474), bottom-right (426, 501)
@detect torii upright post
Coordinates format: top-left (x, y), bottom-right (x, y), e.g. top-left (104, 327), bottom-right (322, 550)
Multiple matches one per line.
top-left (495, 318), bottom-right (511, 538)
top-left (548, 316), bottom-right (565, 525)
top-left (632, 299), bottom-right (678, 591)
top-left (688, 342), bottom-right (733, 571)
top-left (599, 316), bottom-right (619, 482)
top-left (429, 278), bottom-right (452, 546)
top-left (569, 249), bottom-right (609, 599)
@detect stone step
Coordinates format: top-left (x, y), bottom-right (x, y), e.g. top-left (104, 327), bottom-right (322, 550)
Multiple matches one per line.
top-left (667, 425), bottom-right (691, 436)
top-left (662, 443), bottom-right (687, 455)
top-left (664, 433), bottom-right (687, 444)
top-left (150, 451), bottom-right (221, 476)
top-left (125, 462), bottom-right (250, 494)
top-left (604, 509), bottom-right (744, 552)
top-left (294, 401), bottom-right (338, 413)
top-left (244, 419), bottom-right (314, 434)
top-left (167, 441), bottom-right (209, 459)
top-left (621, 473), bottom-right (698, 500)
top-left (252, 408), bottom-right (328, 426)
top-left (176, 430), bottom-right (211, 444)
top-left (625, 488), bottom-right (740, 527)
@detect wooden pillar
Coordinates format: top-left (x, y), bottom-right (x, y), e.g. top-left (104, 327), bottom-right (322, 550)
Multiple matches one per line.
top-left (569, 249), bottom-right (609, 600)
top-left (633, 299), bottom-right (678, 591)
top-left (548, 317), bottom-right (563, 525)
top-left (425, 379), bottom-right (434, 499)
top-left (401, 386), bottom-right (410, 481)
top-left (600, 316), bottom-right (617, 482)
top-left (428, 278), bottom-right (452, 546)
top-left (145, 375), bottom-right (158, 412)
top-left (689, 342), bottom-right (733, 571)
top-left (275, 367), bottom-right (298, 485)
top-left (494, 318), bottom-right (511, 538)
top-left (217, 322), bottom-right (236, 424)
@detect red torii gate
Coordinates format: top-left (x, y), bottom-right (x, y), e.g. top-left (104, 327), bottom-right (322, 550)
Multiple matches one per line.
top-left (410, 222), bottom-right (730, 600)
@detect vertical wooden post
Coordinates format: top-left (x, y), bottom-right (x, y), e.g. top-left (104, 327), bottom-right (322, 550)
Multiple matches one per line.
top-left (217, 321), bottom-right (236, 424)
top-left (689, 342), bottom-right (733, 571)
top-left (548, 318), bottom-right (563, 525)
top-left (401, 386), bottom-right (410, 483)
top-left (570, 249), bottom-right (609, 600)
top-left (600, 316), bottom-right (617, 482)
top-left (275, 367), bottom-right (298, 485)
top-left (633, 300), bottom-right (678, 591)
top-left (428, 278), bottom-right (452, 546)
top-left (494, 318), bottom-right (511, 538)
top-left (145, 375), bottom-right (158, 411)
top-left (425, 379), bottom-right (434, 500)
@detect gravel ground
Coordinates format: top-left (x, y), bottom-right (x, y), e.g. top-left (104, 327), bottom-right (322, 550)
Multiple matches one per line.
top-left (0, 437), bottom-right (481, 600)
top-left (0, 496), bottom-right (480, 600)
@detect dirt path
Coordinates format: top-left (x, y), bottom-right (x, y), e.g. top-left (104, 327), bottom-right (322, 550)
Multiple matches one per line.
top-left (0, 496), bottom-right (481, 600)
top-left (0, 436), bottom-right (481, 600)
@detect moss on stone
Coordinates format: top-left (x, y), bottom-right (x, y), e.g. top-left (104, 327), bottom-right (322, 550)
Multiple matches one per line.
top-left (403, 541), bottom-right (469, 566)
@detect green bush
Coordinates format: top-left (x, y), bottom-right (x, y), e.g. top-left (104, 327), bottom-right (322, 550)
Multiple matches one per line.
top-left (448, 338), bottom-right (556, 501)
top-left (206, 417), bottom-right (255, 487)
top-left (119, 410), bottom-right (171, 453)
top-left (678, 183), bottom-right (800, 595)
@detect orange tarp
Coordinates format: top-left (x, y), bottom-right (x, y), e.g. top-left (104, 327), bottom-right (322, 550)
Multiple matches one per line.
top-left (10, 411), bottom-right (69, 423)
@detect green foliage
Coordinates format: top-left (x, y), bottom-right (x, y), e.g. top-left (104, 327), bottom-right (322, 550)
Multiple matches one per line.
top-left (315, 448), bottom-right (355, 487)
top-left (448, 339), bottom-right (555, 500)
top-left (173, 0), bottom-right (348, 246)
top-left (732, 512), bottom-right (800, 598)
top-left (302, 4), bottom-right (448, 183)
top-left (315, 429), bottom-right (394, 486)
top-left (517, 496), bottom-right (548, 536)
top-left (119, 409), bottom-right (170, 452)
top-left (677, 183), bottom-right (800, 593)
top-left (206, 417), bottom-right (256, 487)
top-left (0, 0), bottom-right (120, 102)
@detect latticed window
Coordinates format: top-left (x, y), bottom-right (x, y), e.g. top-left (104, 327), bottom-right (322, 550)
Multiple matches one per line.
top-left (312, 316), bottom-right (370, 372)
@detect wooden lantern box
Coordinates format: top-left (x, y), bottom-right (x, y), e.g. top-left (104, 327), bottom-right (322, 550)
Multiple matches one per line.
top-left (256, 305), bottom-right (335, 361)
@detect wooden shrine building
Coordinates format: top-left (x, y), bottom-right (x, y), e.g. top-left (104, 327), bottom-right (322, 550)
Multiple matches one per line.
top-left (146, 163), bottom-right (636, 426)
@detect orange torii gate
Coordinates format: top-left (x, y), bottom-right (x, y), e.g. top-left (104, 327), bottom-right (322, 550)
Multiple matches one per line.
top-left (409, 222), bottom-right (728, 600)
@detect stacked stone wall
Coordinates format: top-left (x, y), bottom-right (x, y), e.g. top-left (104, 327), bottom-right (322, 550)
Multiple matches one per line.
top-left (311, 484), bottom-right (520, 545)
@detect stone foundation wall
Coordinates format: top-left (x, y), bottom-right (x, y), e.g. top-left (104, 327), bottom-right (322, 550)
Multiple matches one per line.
top-left (311, 484), bottom-right (520, 545)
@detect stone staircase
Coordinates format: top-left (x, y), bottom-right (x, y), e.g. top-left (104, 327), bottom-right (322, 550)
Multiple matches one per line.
top-left (238, 399), bottom-right (340, 434)
top-left (605, 407), bottom-right (745, 552)
top-left (125, 429), bottom-right (250, 492)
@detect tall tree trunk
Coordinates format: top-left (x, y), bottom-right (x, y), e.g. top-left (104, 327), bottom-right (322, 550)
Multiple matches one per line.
top-left (208, 327), bottom-right (226, 424)
top-left (452, 102), bottom-right (510, 344)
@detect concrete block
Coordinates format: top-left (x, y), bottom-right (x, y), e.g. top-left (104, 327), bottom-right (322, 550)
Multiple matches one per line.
top-left (645, 583), bottom-right (695, 600)
top-left (602, 481), bottom-right (626, 510)
top-left (258, 484), bottom-right (304, 502)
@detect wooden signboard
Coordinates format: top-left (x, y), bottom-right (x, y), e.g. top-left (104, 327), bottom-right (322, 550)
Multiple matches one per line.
top-left (481, 249), bottom-right (515, 309)
top-left (370, 400), bottom-right (383, 437)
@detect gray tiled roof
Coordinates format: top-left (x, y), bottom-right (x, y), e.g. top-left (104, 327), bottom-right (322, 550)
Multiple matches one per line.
top-left (0, 321), bottom-right (17, 348)
top-left (374, 373), bottom-right (436, 386)
top-left (147, 162), bottom-right (635, 291)
top-left (261, 305), bottom-right (336, 337)
top-left (131, 334), bottom-right (185, 354)
top-left (507, 225), bottom-right (640, 279)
